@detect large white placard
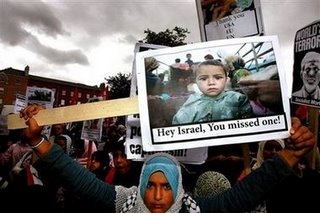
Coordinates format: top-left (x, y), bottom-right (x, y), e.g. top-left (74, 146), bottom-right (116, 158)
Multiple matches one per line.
top-left (136, 36), bottom-right (291, 151)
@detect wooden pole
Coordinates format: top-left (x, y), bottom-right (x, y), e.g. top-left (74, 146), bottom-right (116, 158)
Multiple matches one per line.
top-left (241, 143), bottom-right (252, 175)
top-left (7, 97), bottom-right (139, 130)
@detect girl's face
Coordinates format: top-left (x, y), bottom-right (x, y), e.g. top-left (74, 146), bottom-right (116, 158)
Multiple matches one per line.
top-left (144, 171), bottom-right (174, 213)
top-left (196, 64), bottom-right (227, 97)
top-left (113, 151), bottom-right (131, 175)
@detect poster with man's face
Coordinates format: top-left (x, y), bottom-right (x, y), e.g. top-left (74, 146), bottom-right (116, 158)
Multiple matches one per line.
top-left (291, 20), bottom-right (320, 107)
top-left (136, 36), bottom-right (291, 151)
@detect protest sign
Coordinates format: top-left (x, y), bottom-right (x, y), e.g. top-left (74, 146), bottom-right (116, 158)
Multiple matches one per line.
top-left (196, 0), bottom-right (264, 41)
top-left (290, 19), bottom-right (320, 170)
top-left (26, 86), bottom-right (55, 109)
top-left (81, 97), bottom-right (104, 141)
top-left (291, 19), bottom-right (320, 107)
top-left (136, 35), bottom-right (291, 151)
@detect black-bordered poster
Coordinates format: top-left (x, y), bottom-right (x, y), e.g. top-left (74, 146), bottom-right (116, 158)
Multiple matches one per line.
top-left (291, 19), bottom-right (320, 107)
top-left (136, 36), bottom-right (291, 151)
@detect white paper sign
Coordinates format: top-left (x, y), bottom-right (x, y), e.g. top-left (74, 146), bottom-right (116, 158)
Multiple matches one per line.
top-left (196, 0), bottom-right (264, 41)
top-left (136, 36), bottom-right (291, 151)
top-left (125, 114), bottom-right (208, 164)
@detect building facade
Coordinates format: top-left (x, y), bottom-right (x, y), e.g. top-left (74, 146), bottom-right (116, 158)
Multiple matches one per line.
top-left (0, 66), bottom-right (106, 112)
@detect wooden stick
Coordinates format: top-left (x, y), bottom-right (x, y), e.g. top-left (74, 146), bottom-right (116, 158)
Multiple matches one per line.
top-left (7, 97), bottom-right (139, 130)
top-left (307, 107), bottom-right (319, 170)
top-left (86, 140), bottom-right (93, 168)
top-left (241, 143), bottom-right (252, 175)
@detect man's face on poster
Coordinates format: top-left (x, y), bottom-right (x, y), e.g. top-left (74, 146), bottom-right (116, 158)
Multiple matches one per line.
top-left (301, 52), bottom-right (320, 93)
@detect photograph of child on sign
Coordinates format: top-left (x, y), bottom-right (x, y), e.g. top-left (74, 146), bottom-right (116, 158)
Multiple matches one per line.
top-left (136, 36), bottom-right (291, 151)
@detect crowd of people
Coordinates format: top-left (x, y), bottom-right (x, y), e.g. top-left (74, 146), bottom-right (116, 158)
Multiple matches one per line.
top-left (0, 116), bottom-right (135, 212)
top-left (1, 53), bottom-right (319, 212)
top-left (0, 101), bottom-right (318, 212)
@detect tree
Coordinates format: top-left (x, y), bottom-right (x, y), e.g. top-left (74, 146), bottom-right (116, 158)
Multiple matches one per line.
top-left (142, 26), bottom-right (190, 47)
top-left (104, 27), bottom-right (189, 99)
top-left (105, 73), bottom-right (131, 99)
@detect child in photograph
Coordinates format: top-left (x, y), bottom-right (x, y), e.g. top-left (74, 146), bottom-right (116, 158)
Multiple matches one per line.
top-left (172, 60), bottom-right (253, 124)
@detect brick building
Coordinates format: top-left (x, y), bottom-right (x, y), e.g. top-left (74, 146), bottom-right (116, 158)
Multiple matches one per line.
top-left (0, 66), bottom-right (106, 111)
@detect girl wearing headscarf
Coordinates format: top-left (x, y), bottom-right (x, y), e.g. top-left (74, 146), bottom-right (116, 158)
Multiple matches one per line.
top-left (252, 139), bottom-right (285, 170)
top-left (119, 152), bottom-right (200, 212)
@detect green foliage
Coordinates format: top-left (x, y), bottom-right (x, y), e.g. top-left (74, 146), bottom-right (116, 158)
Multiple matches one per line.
top-left (143, 26), bottom-right (190, 47)
top-left (105, 73), bottom-right (131, 99)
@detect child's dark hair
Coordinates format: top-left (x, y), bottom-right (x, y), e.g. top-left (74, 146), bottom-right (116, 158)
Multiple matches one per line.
top-left (193, 60), bottom-right (228, 77)
top-left (91, 150), bottom-right (110, 167)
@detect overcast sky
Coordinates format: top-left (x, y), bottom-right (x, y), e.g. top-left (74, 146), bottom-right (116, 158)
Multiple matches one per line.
top-left (0, 0), bottom-right (319, 89)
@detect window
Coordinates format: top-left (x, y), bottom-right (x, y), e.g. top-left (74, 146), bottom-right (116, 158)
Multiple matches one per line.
top-left (62, 90), bottom-right (66, 96)
top-left (14, 91), bottom-right (20, 96)
top-left (70, 91), bottom-right (74, 97)
top-left (15, 79), bottom-right (21, 85)
top-left (78, 92), bottom-right (82, 98)
top-left (61, 99), bottom-right (65, 106)
top-left (86, 94), bottom-right (90, 99)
